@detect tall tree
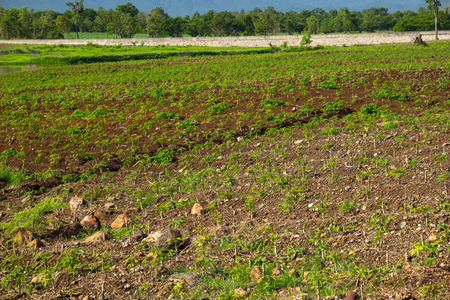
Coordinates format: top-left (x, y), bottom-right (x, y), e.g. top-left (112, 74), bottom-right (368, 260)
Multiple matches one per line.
top-left (146, 7), bottom-right (168, 37)
top-left (426, 0), bottom-right (442, 39)
top-left (116, 2), bottom-right (139, 17)
top-left (56, 15), bottom-right (71, 38)
top-left (66, 0), bottom-right (83, 39)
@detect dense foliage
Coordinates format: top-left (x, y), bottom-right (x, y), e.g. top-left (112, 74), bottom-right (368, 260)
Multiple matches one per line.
top-left (1, 2), bottom-right (450, 39)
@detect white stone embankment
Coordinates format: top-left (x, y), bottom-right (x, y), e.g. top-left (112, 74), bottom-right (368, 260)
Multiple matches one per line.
top-left (1, 31), bottom-right (449, 47)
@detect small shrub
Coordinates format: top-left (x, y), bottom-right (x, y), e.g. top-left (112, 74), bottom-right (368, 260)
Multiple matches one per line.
top-left (1, 197), bottom-right (66, 235)
top-left (89, 107), bottom-right (111, 118)
top-left (0, 166), bottom-right (30, 186)
top-left (208, 103), bottom-right (229, 115)
top-left (152, 149), bottom-right (175, 165)
top-left (322, 101), bottom-right (343, 112)
top-left (319, 80), bottom-right (341, 90)
top-left (300, 30), bottom-right (312, 47)
top-left (371, 90), bottom-right (409, 102)
top-left (360, 103), bottom-right (383, 116)
top-left (155, 112), bottom-right (183, 120)
top-left (260, 98), bottom-right (288, 108)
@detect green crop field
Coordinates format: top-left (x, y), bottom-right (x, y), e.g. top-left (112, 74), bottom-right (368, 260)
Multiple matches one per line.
top-left (0, 40), bottom-right (449, 299)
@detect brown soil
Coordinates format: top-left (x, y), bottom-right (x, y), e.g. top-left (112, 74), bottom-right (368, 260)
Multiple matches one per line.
top-left (0, 57), bottom-right (450, 299)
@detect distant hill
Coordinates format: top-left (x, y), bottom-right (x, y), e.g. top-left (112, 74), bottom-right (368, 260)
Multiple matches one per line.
top-left (1, 0), bottom-right (431, 15)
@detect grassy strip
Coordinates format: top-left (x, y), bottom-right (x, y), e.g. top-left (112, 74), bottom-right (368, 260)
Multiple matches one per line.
top-left (30, 49), bottom-right (275, 65)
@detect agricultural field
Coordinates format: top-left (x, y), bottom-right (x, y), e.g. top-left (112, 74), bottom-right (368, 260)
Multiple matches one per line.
top-left (0, 40), bottom-right (449, 300)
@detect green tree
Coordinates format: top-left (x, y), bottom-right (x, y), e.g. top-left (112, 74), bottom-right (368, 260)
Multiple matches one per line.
top-left (18, 7), bottom-right (33, 38)
top-left (307, 15), bottom-right (318, 34)
top-left (56, 15), bottom-right (71, 37)
top-left (0, 7), bottom-right (20, 39)
top-left (211, 11), bottom-right (235, 36)
top-left (66, 0), bottom-right (84, 38)
top-left (116, 2), bottom-right (139, 17)
top-left (241, 14), bottom-right (255, 35)
top-left (113, 10), bottom-right (138, 38)
top-left (159, 16), bottom-right (186, 37)
top-left (425, 0), bottom-right (442, 39)
top-left (93, 7), bottom-right (109, 33)
top-left (146, 7), bottom-right (168, 37)
top-left (361, 8), bottom-right (381, 32)
top-left (81, 7), bottom-right (96, 32)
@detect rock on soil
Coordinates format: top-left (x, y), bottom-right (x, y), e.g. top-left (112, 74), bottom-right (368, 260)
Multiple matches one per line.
top-left (154, 228), bottom-right (183, 250)
top-left (80, 214), bottom-right (101, 229)
top-left (111, 214), bottom-right (129, 229)
top-left (69, 196), bottom-right (86, 211)
top-left (143, 231), bottom-right (162, 243)
top-left (84, 230), bottom-right (109, 243)
top-left (132, 230), bottom-right (144, 240)
top-left (191, 203), bottom-right (204, 216)
top-left (28, 238), bottom-right (45, 249)
top-left (13, 228), bottom-right (34, 243)
top-left (250, 265), bottom-right (264, 281)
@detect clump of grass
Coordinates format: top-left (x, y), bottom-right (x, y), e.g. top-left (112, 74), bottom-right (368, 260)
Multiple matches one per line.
top-left (155, 112), bottom-right (183, 120)
top-left (319, 80), bottom-right (341, 90)
top-left (371, 89), bottom-right (409, 102)
top-left (260, 98), bottom-right (288, 108)
top-left (1, 196), bottom-right (66, 235)
top-left (0, 166), bottom-right (30, 186)
top-left (360, 103), bottom-right (384, 116)
top-left (152, 149), bottom-right (176, 165)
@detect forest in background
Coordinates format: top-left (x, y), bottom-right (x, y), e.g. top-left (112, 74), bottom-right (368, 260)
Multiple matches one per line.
top-left (1, 2), bottom-right (450, 39)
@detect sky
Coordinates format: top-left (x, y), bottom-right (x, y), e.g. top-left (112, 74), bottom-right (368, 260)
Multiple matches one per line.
top-left (1, 0), bottom-right (449, 16)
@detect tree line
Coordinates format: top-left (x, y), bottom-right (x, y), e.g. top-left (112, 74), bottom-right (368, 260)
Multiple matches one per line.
top-left (1, 1), bottom-right (449, 40)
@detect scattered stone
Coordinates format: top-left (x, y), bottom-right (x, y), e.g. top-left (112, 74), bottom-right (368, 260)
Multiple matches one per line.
top-left (395, 291), bottom-right (413, 300)
top-left (170, 272), bottom-right (199, 285)
top-left (93, 211), bottom-right (107, 220)
top-left (84, 230), bottom-right (108, 243)
top-left (104, 202), bottom-right (115, 209)
top-left (276, 287), bottom-right (303, 298)
top-left (428, 234), bottom-right (437, 242)
top-left (345, 291), bottom-right (357, 300)
top-left (155, 228), bottom-right (182, 250)
top-left (111, 214), bottom-right (129, 229)
top-left (146, 251), bottom-right (158, 259)
top-left (21, 195), bottom-right (34, 204)
top-left (250, 265), bottom-right (263, 281)
top-left (155, 266), bottom-right (171, 276)
top-left (288, 269), bottom-right (299, 278)
top-left (31, 275), bottom-right (44, 284)
top-left (13, 228), bottom-right (34, 243)
top-left (81, 214), bottom-right (101, 229)
top-left (272, 267), bottom-right (282, 276)
top-left (69, 196), bottom-right (86, 211)
top-left (132, 230), bottom-right (144, 241)
top-left (28, 238), bottom-right (45, 249)
top-left (234, 288), bottom-right (249, 298)
top-left (143, 231), bottom-right (162, 243)
top-left (191, 203), bottom-right (204, 216)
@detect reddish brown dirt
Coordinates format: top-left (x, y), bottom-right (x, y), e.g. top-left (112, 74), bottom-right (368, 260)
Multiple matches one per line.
top-left (0, 63), bottom-right (449, 299)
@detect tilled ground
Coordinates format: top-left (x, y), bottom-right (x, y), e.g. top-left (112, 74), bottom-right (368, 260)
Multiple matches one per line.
top-left (0, 49), bottom-right (450, 299)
